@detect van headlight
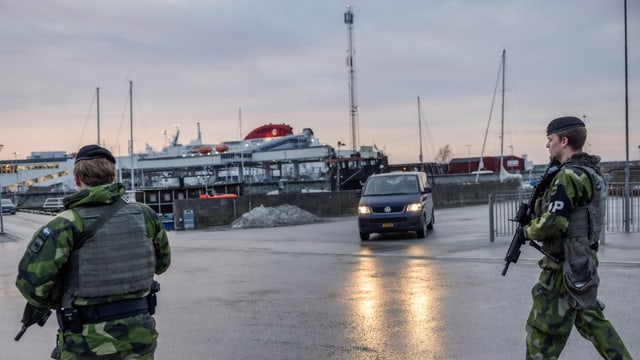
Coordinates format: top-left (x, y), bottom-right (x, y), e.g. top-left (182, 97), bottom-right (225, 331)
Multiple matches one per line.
top-left (406, 203), bottom-right (423, 212)
top-left (358, 206), bottom-right (371, 214)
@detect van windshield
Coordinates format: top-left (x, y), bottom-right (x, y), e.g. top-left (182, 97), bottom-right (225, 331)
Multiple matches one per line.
top-left (363, 175), bottom-right (419, 196)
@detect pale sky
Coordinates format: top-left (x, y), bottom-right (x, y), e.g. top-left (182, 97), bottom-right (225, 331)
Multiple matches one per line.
top-left (1, 0), bottom-right (638, 165)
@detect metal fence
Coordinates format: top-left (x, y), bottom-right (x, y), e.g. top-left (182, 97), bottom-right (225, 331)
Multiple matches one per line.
top-left (606, 182), bottom-right (640, 233)
top-left (489, 182), bottom-right (640, 242)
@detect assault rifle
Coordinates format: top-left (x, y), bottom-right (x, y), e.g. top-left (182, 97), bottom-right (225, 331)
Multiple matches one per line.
top-left (501, 160), bottom-right (562, 276)
top-left (15, 303), bottom-right (52, 341)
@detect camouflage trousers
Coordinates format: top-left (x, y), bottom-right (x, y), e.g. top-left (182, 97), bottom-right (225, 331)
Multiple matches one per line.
top-left (55, 314), bottom-right (158, 359)
top-left (525, 267), bottom-right (632, 360)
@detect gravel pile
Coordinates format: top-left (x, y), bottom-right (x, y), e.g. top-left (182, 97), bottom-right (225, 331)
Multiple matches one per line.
top-left (231, 204), bottom-right (320, 228)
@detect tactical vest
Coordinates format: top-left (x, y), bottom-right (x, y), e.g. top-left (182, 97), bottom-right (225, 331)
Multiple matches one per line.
top-left (565, 164), bottom-right (606, 245)
top-left (539, 163), bottom-right (606, 259)
top-left (62, 203), bottom-right (155, 307)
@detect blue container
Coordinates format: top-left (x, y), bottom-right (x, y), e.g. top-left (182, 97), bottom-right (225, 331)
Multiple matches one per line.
top-left (162, 213), bottom-right (175, 231)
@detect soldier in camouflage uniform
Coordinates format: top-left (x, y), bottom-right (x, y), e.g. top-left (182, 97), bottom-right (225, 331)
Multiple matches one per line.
top-left (16, 145), bottom-right (171, 359)
top-left (522, 117), bottom-right (632, 359)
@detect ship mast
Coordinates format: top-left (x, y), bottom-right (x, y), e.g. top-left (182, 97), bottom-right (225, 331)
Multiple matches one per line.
top-left (96, 87), bottom-right (101, 145)
top-left (417, 96), bottom-right (424, 170)
top-left (344, 5), bottom-right (359, 153)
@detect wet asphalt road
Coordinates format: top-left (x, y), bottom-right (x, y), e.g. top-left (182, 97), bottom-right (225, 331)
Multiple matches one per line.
top-left (1, 205), bottom-right (639, 359)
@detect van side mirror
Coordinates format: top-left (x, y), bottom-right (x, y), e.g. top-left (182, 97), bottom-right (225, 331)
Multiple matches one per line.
top-left (423, 187), bottom-right (432, 194)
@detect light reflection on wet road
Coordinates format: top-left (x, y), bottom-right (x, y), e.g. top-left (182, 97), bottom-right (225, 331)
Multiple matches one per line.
top-left (1, 206), bottom-right (639, 359)
top-left (346, 249), bottom-right (444, 359)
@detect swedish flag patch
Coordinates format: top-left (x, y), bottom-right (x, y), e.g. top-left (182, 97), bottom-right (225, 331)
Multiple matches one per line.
top-left (29, 227), bottom-right (52, 253)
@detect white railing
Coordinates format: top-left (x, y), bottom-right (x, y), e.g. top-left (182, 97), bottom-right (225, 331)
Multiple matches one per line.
top-left (42, 197), bottom-right (64, 210)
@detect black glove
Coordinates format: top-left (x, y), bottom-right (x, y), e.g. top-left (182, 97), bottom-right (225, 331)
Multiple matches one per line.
top-left (518, 226), bottom-right (527, 242)
top-left (15, 303), bottom-right (51, 341)
top-left (21, 303), bottom-right (49, 327)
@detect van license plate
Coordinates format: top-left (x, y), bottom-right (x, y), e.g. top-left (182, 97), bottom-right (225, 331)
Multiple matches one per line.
top-left (382, 223), bottom-right (394, 228)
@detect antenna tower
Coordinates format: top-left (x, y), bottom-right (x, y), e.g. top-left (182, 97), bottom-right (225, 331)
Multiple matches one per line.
top-left (344, 5), bottom-right (359, 153)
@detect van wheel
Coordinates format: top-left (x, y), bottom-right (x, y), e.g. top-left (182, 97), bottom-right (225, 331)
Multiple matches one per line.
top-left (359, 232), bottom-right (369, 241)
top-left (427, 210), bottom-right (434, 230)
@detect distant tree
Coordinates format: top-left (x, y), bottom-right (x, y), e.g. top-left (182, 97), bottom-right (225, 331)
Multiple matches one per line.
top-left (435, 144), bottom-right (453, 163)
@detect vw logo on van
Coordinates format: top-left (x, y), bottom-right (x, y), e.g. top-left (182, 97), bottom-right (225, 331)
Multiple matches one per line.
top-left (384, 206), bottom-right (391, 213)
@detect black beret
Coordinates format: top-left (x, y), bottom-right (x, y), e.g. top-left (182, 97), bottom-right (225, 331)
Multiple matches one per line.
top-left (75, 145), bottom-right (116, 164)
top-left (546, 116), bottom-right (585, 136)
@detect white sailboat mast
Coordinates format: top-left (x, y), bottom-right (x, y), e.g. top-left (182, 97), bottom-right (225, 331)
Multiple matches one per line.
top-left (129, 80), bottom-right (135, 191)
top-left (476, 49), bottom-right (506, 183)
top-left (417, 96), bottom-right (424, 166)
top-left (96, 87), bottom-right (101, 145)
top-left (499, 49), bottom-right (506, 175)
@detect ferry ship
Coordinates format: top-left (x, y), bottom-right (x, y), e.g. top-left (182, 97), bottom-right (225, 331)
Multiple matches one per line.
top-left (0, 123), bottom-right (388, 213)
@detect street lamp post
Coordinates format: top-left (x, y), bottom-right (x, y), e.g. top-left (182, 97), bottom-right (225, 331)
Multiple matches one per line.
top-left (336, 141), bottom-right (345, 191)
top-left (1, 146), bottom-right (5, 234)
top-left (12, 152), bottom-right (18, 192)
top-left (465, 144), bottom-right (471, 173)
top-left (202, 166), bottom-right (209, 196)
top-left (507, 145), bottom-right (514, 172)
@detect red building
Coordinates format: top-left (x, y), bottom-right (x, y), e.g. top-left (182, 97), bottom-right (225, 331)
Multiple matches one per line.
top-left (448, 156), bottom-right (525, 174)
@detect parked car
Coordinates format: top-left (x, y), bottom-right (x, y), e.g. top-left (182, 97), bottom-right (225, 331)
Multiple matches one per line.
top-left (357, 171), bottom-right (434, 241)
top-left (1, 198), bottom-right (16, 215)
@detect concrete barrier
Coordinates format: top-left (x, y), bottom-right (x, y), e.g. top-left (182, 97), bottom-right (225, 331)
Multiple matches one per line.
top-left (172, 180), bottom-right (520, 229)
top-left (13, 179), bottom-right (520, 230)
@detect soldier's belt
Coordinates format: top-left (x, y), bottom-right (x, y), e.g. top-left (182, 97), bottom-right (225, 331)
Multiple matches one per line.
top-left (70, 297), bottom-right (150, 326)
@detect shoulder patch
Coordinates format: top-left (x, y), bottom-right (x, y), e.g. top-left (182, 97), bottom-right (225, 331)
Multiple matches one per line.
top-left (595, 180), bottom-right (604, 192)
top-left (29, 227), bottom-right (52, 253)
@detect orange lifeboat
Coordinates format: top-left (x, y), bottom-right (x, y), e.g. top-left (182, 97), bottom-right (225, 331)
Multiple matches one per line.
top-left (198, 145), bottom-right (212, 154)
top-left (215, 144), bottom-right (229, 153)
top-left (199, 193), bottom-right (238, 199)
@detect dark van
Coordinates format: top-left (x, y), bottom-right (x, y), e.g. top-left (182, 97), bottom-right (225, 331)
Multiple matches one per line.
top-left (357, 171), bottom-right (434, 241)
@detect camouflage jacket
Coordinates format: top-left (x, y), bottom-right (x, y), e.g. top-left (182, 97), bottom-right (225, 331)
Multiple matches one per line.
top-left (525, 153), bottom-right (601, 259)
top-left (16, 183), bottom-right (171, 309)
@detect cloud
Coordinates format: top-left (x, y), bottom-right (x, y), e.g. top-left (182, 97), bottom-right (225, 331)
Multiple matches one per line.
top-left (0, 0), bottom-right (638, 165)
